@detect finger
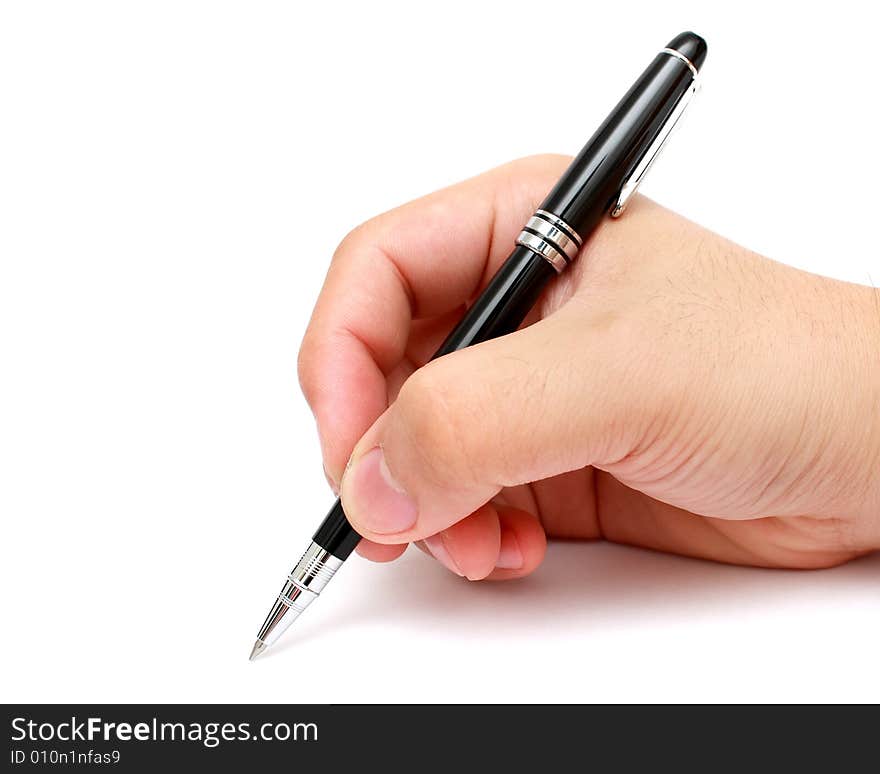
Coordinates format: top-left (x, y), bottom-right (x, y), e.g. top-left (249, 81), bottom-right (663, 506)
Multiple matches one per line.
top-left (355, 539), bottom-right (408, 563)
top-left (403, 307), bottom-right (471, 370)
top-left (384, 309), bottom-right (471, 404)
top-left (339, 307), bottom-right (651, 543)
top-left (417, 504), bottom-right (547, 581)
top-left (423, 503), bottom-right (499, 580)
top-left (482, 506), bottom-right (547, 581)
top-left (297, 155), bottom-right (572, 485)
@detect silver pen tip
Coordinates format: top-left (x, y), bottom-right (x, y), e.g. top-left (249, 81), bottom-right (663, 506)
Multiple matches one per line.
top-left (249, 640), bottom-right (266, 661)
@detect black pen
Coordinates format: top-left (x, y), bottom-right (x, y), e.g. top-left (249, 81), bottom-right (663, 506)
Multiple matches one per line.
top-left (250, 31), bottom-right (708, 660)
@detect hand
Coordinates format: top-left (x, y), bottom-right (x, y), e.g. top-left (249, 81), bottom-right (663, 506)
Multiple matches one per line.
top-left (298, 155), bottom-right (880, 580)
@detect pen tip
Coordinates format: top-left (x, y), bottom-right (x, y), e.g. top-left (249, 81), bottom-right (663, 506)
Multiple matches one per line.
top-left (249, 640), bottom-right (266, 661)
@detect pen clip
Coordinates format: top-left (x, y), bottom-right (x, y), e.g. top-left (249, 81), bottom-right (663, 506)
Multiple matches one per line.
top-left (610, 77), bottom-right (699, 218)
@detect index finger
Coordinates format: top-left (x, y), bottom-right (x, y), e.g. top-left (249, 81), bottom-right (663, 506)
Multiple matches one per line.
top-left (297, 154), bottom-right (570, 483)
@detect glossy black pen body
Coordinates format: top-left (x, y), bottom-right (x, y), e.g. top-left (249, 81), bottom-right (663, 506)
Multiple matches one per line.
top-left (249, 31), bottom-right (708, 660)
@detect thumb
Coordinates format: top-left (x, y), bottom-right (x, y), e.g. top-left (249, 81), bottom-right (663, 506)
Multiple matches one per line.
top-left (338, 306), bottom-right (647, 543)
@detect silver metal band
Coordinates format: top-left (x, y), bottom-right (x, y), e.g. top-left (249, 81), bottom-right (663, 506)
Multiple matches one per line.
top-left (288, 542), bottom-right (342, 594)
top-left (277, 583), bottom-right (317, 614)
top-left (515, 211), bottom-right (582, 273)
top-left (516, 231), bottom-right (568, 273)
top-left (660, 47), bottom-right (698, 78)
top-left (535, 210), bottom-right (583, 247)
top-left (523, 216), bottom-right (580, 262)
top-left (257, 541), bottom-right (343, 647)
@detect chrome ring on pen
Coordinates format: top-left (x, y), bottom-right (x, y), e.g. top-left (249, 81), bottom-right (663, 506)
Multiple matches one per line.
top-left (516, 211), bottom-right (583, 273)
top-left (660, 47), bottom-right (698, 78)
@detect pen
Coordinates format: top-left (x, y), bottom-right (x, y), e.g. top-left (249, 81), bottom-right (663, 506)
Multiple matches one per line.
top-left (250, 31), bottom-right (708, 660)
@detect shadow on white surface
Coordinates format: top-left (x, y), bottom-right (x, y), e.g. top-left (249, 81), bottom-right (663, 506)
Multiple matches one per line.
top-left (267, 540), bottom-right (880, 657)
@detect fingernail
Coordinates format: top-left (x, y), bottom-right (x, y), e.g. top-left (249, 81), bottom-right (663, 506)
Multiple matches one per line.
top-left (496, 529), bottom-right (523, 570)
top-left (424, 534), bottom-right (464, 576)
top-left (343, 447), bottom-right (418, 534)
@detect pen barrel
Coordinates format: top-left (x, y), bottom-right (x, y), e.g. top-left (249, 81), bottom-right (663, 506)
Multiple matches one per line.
top-left (432, 245), bottom-right (555, 357)
top-left (540, 51), bottom-right (694, 236)
top-left (313, 497), bottom-right (361, 558)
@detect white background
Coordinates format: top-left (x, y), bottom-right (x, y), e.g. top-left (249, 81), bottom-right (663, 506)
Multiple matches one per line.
top-left (1, 1), bottom-right (878, 703)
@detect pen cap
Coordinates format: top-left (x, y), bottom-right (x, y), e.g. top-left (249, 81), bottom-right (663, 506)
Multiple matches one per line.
top-left (538, 31), bottom-right (704, 235)
top-left (666, 31), bottom-right (707, 71)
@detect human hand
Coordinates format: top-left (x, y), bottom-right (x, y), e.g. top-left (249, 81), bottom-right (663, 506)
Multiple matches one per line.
top-left (297, 155), bottom-right (880, 580)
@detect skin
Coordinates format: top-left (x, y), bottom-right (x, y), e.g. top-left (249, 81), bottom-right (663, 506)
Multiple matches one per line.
top-left (297, 155), bottom-right (880, 581)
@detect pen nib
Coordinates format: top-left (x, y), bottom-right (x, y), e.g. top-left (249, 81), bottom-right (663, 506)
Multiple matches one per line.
top-left (249, 640), bottom-right (266, 662)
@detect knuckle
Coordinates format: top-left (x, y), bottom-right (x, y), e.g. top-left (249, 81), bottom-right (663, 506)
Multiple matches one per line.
top-left (332, 220), bottom-right (375, 265)
top-left (393, 366), bottom-right (474, 485)
top-left (395, 368), bottom-right (454, 448)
